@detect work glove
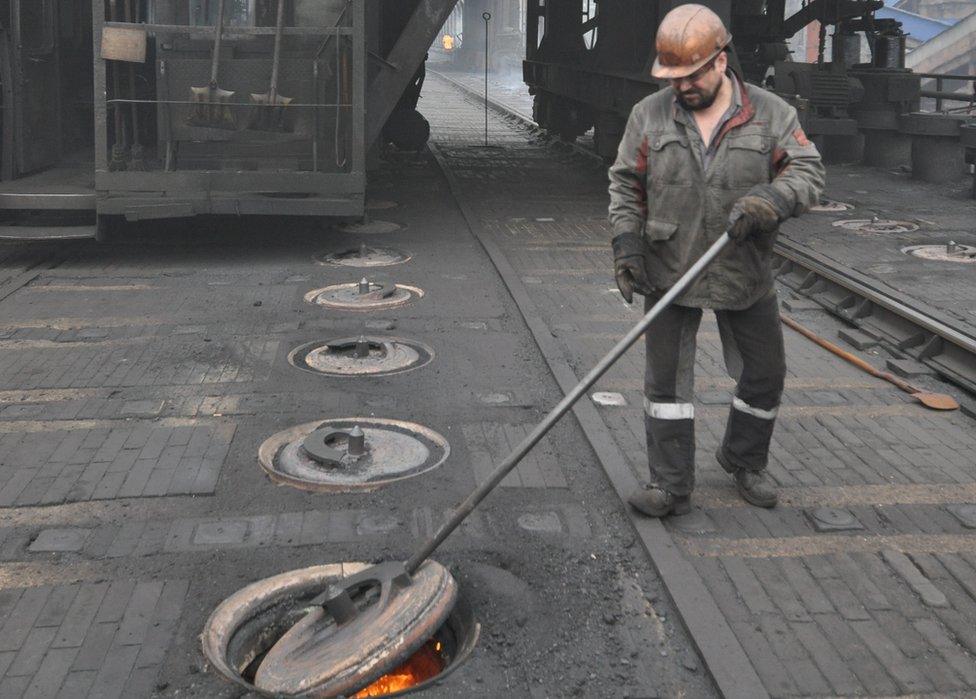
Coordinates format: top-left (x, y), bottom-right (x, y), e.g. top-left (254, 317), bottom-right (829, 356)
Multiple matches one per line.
top-left (728, 184), bottom-right (791, 250)
top-left (612, 232), bottom-right (652, 304)
top-left (728, 196), bottom-right (779, 245)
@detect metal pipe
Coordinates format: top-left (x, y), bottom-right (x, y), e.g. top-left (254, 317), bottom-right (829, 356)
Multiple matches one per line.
top-left (483, 12), bottom-right (491, 148)
top-left (915, 73), bottom-right (976, 82)
top-left (405, 232), bottom-right (732, 574)
top-left (920, 90), bottom-right (975, 104)
top-left (102, 21), bottom-right (350, 36)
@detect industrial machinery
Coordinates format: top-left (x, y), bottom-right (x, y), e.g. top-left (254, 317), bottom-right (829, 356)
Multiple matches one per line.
top-left (2, 0), bottom-right (973, 239)
top-left (0, 0), bottom-right (462, 239)
top-left (523, 0), bottom-right (928, 161)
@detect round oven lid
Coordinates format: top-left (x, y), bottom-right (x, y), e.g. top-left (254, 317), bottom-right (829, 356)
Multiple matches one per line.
top-left (253, 560), bottom-right (458, 697)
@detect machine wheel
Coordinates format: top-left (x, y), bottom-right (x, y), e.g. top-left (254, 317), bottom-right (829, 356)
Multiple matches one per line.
top-left (594, 113), bottom-right (626, 160)
top-left (95, 215), bottom-right (124, 244)
top-left (534, 92), bottom-right (591, 143)
top-left (384, 108), bottom-right (431, 151)
top-left (532, 93), bottom-right (551, 129)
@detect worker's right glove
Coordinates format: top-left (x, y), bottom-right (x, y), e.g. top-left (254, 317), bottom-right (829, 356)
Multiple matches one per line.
top-left (728, 184), bottom-right (793, 250)
top-left (728, 195), bottom-right (779, 245)
top-left (612, 232), bottom-right (652, 304)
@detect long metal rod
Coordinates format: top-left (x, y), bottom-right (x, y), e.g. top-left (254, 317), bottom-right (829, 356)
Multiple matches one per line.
top-left (483, 13), bottom-right (490, 147)
top-left (406, 232), bottom-right (732, 574)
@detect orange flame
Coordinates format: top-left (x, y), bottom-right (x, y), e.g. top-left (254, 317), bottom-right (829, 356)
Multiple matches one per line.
top-left (353, 639), bottom-right (446, 697)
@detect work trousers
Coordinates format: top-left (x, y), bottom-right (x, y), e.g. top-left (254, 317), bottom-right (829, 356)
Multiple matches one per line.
top-left (643, 290), bottom-right (786, 496)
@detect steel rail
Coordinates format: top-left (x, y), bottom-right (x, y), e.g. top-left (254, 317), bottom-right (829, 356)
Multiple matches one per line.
top-left (774, 239), bottom-right (976, 355)
top-left (428, 70), bottom-right (602, 164)
top-left (0, 247), bottom-right (80, 302)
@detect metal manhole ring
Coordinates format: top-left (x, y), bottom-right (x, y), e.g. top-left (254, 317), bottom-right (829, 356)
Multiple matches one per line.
top-left (288, 337), bottom-right (433, 377)
top-left (258, 418), bottom-right (450, 492)
top-left (304, 282), bottom-right (424, 311)
top-left (832, 218), bottom-right (919, 234)
top-left (202, 562), bottom-right (370, 694)
top-left (338, 220), bottom-right (403, 235)
top-left (316, 246), bottom-right (412, 268)
top-left (809, 198), bottom-right (852, 213)
top-left (902, 243), bottom-right (976, 263)
top-left (202, 561), bottom-right (479, 697)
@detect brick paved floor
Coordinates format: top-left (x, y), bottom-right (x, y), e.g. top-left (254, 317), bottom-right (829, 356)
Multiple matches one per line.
top-left (0, 580), bottom-right (187, 698)
top-left (427, 72), bottom-right (976, 697)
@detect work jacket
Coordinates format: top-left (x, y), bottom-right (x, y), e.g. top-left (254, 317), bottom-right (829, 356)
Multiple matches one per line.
top-left (608, 76), bottom-right (825, 309)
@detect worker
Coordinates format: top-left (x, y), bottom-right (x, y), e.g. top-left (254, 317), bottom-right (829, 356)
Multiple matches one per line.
top-left (442, 34), bottom-right (455, 51)
top-left (608, 4), bottom-right (824, 517)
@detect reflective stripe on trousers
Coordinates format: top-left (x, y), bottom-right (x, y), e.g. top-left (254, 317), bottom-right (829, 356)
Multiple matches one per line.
top-left (644, 399), bottom-right (695, 420)
top-left (731, 396), bottom-right (778, 420)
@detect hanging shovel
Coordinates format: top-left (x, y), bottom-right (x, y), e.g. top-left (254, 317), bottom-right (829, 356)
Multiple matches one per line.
top-left (108, 0), bottom-right (128, 170)
top-left (248, 0), bottom-right (292, 131)
top-left (781, 314), bottom-right (959, 411)
top-left (188, 0), bottom-right (235, 129)
top-left (125, 0), bottom-right (145, 169)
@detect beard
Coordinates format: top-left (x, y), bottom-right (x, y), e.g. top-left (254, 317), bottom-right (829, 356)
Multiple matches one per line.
top-left (675, 83), bottom-right (720, 111)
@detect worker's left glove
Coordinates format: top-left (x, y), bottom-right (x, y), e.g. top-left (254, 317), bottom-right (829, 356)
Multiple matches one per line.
top-left (612, 232), bottom-right (652, 304)
top-left (728, 185), bottom-right (792, 250)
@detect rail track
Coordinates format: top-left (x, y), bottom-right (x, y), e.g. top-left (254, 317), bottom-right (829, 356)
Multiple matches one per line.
top-left (0, 240), bottom-right (81, 304)
top-left (433, 69), bottom-right (976, 402)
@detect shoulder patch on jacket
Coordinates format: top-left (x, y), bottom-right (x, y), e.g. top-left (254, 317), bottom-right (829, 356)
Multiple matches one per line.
top-left (793, 127), bottom-right (811, 147)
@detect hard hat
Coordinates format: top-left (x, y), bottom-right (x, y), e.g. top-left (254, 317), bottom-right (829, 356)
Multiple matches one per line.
top-left (651, 4), bottom-right (732, 80)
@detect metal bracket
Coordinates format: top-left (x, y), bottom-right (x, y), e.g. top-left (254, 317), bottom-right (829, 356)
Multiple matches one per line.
top-left (325, 337), bottom-right (391, 359)
top-left (301, 426), bottom-right (368, 467)
top-left (358, 278), bottom-right (397, 300)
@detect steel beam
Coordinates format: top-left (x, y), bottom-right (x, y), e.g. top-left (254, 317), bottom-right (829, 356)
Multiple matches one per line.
top-left (365, 0), bottom-right (460, 148)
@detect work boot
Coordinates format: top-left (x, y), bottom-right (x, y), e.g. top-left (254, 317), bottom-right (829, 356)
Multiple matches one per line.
top-left (716, 449), bottom-right (778, 508)
top-left (627, 487), bottom-right (691, 518)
